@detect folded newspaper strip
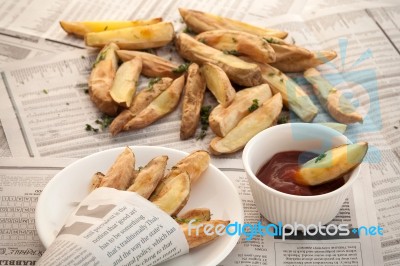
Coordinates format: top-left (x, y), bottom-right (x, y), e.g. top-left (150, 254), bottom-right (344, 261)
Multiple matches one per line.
top-left (37, 187), bottom-right (189, 266)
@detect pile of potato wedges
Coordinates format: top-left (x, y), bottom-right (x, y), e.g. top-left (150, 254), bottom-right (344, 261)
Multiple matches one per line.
top-left (60, 8), bottom-right (363, 155)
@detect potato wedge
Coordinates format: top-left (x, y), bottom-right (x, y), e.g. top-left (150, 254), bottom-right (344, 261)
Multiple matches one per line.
top-left (116, 50), bottom-right (180, 78)
top-left (150, 172), bottom-right (190, 216)
top-left (253, 61), bottom-right (318, 122)
top-left (304, 68), bottom-right (363, 124)
top-left (123, 75), bottom-right (185, 131)
top-left (210, 93), bottom-right (283, 155)
top-left (88, 42), bottom-right (119, 116)
top-left (110, 57), bottom-right (142, 108)
top-left (179, 8), bottom-right (287, 39)
top-left (209, 84), bottom-right (272, 137)
top-left (127, 155), bottom-right (168, 199)
top-left (318, 122), bottom-right (347, 133)
top-left (201, 63), bottom-right (236, 107)
top-left (109, 78), bottom-right (173, 136)
top-left (150, 150), bottom-right (210, 201)
top-left (195, 30), bottom-right (276, 63)
top-left (271, 50), bottom-right (337, 73)
top-left (294, 142), bottom-right (368, 186)
top-left (89, 172), bottom-right (105, 192)
top-left (59, 18), bottom-right (162, 38)
top-left (99, 147), bottom-right (135, 190)
top-left (180, 63), bottom-right (207, 140)
top-left (176, 33), bottom-right (262, 87)
top-left (180, 220), bottom-right (230, 249)
top-left (85, 22), bottom-right (175, 49)
top-left (176, 208), bottom-right (211, 223)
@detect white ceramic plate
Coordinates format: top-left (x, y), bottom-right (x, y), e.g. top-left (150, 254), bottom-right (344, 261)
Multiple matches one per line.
top-left (36, 146), bottom-right (243, 266)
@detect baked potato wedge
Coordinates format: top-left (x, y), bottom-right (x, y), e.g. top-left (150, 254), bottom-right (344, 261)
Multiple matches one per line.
top-left (210, 93), bottom-right (283, 155)
top-left (150, 171), bottom-right (190, 216)
top-left (195, 30), bottom-right (276, 63)
top-left (89, 172), bottom-right (105, 192)
top-left (201, 63), bottom-right (236, 107)
top-left (88, 42), bottom-right (119, 116)
top-left (254, 61), bottom-right (318, 122)
top-left (85, 22), bottom-right (175, 49)
top-left (59, 18), bottom-right (162, 38)
top-left (99, 147), bottom-right (135, 190)
top-left (180, 220), bottom-right (230, 249)
top-left (179, 8), bottom-right (287, 39)
top-left (110, 57), bottom-right (142, 108)
top-left (209, 83), bottom-right (272, 137)
top-left (109, 78), bottom-right (173, 136)
top-left (123, 75), bottom-right (185, 131)
top-left (180, 63), bottom-right (206, 140)
top-left (271, 50), bottom-right (337, 73)
top-left (294, 142), bottom-right (368, 186)
top-left (318, 122), bottom-right (347, 133)
top-left (116, 50), bottom-right (180, 78)
top-left (176, 208), bottom-right (211, 223)
top-left (127, 155), bottom-right (168, 199)
top-left (175, 33), bottom-right (262, 87)
top-left (304, 68), bottom-right (363, 124)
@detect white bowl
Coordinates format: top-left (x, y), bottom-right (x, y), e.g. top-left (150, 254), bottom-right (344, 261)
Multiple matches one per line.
top-left (242, 123), bottom-right (361, 225)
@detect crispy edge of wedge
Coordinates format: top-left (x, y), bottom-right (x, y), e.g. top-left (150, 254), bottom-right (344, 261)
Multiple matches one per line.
top-left (180, 220), bottom-right (230, 249)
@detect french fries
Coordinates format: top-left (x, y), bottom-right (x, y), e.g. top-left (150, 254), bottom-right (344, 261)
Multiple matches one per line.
top-left (127, 155), bottom-right (168, 199)
top-left (109, 57), bottom-right (142, 108)
top-left (116, 50), bottom-right (180, 78)
top-left (59, 18), bottom-right (162, 38)
top-left (109, 77), bottom-right (173, 136)
top-left (180, 63), bottom-right (207, 140)
top-left (304, 68), bottom-right (363, 124)
top-left (195, 30), bottom-right (276, 63)
top-left (179, 8), bottom-right (287, 39)
top-left (99, 147), bottom-right (136, 190)
top-left (210, 93), bottom-right (283, 155)
top-left (201, 63), bottom-right (236, 107)
top-left (123, 75), bottom-right (185, 131)
top-left (85, 22), bottom-right (175, 49)
top-left (176, 33), bottom-right (262, 87)
top-left (209, 84), bottom-right (272, 137)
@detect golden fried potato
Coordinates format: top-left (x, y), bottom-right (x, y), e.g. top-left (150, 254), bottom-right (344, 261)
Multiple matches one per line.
top-left (175, 33), bottom-right (262, 87)
top-left (179, 8), bottom-right (287, 39)
top-left (127, 155), bottom-right (168, 199)
top-left (99, 147), bottom-right (135, 190)
top-left (123, 75), bottom-right (185, 131)
top-left (59, 18), bottom-right (162, 38)
top-left (176, 208), bottom-right (211, 223)
top-left (150, 172), bottom-right (191, 216)
top-left (180, 63), bottom-right (206, 140)
top-left (195, 30), bottom-right (276, 63)
top-left (180, 220), bottom-right (230, 249)
top-left (109, 78), bottom-right (173, 136)
top-left (116, 50), bottom-right (180, 78)
top-left (210, 93), bottom-right (283, 155)
top-left (88, 42), bottom-right (119, 116)
top-left (89, 172), bottom-right (104, 192)
top-left (85, 22), bottom-right (174, 49)
top-left (209, 84), bottom-right (272, 137)
top-left (304, 68), bottom-right (363, 124)
top-left (110, 57), bottom-right (142, 108)
top-left (271, 50), bottom-right (337, 73)
top-left (201, 63), bottom-right (236, 107)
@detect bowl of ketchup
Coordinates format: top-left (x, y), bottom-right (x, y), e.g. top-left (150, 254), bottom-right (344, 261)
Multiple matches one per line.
top-left (242, 123), bottom-right (362, 225)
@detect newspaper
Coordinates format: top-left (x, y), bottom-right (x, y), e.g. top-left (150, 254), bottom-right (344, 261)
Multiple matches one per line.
top-left (0, 0), bottom-right (400, 265)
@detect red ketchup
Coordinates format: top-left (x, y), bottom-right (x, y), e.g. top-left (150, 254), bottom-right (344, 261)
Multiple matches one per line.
top-left (256, 151), bottom-right (345, 196)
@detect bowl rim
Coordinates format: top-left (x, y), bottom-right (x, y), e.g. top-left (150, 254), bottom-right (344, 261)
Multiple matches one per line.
top-left (242, 123), bottom-right (361, 201)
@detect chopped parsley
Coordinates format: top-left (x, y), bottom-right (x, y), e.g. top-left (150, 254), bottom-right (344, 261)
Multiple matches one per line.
top-left (92, 48), bottom-right (108, 68)
top-left (223, 49), bottom-right (240, 56)
top-left (263, 37), bottom-right (280, 44)
top-left (232, 37), bottom-right (237, 43)
top-left (277, 113), bottom-right (289, 124)
top-left (198, 38), bottom-right (207, 44)
top-left (197, 105), bottom-right (212, 140)
top-left (81, 55), bottom-right (86, 59)
top-left (183, 27), bottom-right (195, 34)
top-left (248, 99), bottom-right (259, 112)
top-left (268, 73), bottom-right (275, 77)
top-left (104, 26), bottom-right (108, 31)
top-left (148, 77), bottom-right (161, 89)
top-left (42, 89), bottom-right (48, 94)
top-left (95, 115), bottom-right (114, 130)
top-left (315, 153), bottom-right (327, 163)
top-left (172, 62), bottom-right (190, 74)
top-left (85, 124), bottom-right (99, 133)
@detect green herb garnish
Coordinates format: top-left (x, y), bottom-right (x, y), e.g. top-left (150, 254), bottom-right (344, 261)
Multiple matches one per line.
top-left (198, 38), bottom-right (206, 44)
top-left (315, 153), bottom-right (326, 163)
top-left (197, 105), bottom-right (212, 140)
top-left (223, 50), bottom-right (240, 56)
top-left (172, 63), bottom-right (190, 74)
top-left (81, 55), bottom-right (86, 59)
top-left (277, 113), bottom-right (289, 124)
top-left (43, 89), bottom-right (48, 94)
top-left (92, 48), bottom-right (108, 68)
top-left (232, 37), bottom-right (237, 43)
top-left (96, 115), bottom-right (114, 130)
top-left (104, 26), bottom-right (108, 31)
top-left (248, 99), bottom-right (259, 112)
top-left (263, 37), bottom-right (280, 44)
top-left (268, 73), bottom-right (275, 77)
top-left (183, 27), bottom-right (195, 34)
top-left (148, 77), bottom-right (161, 89)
